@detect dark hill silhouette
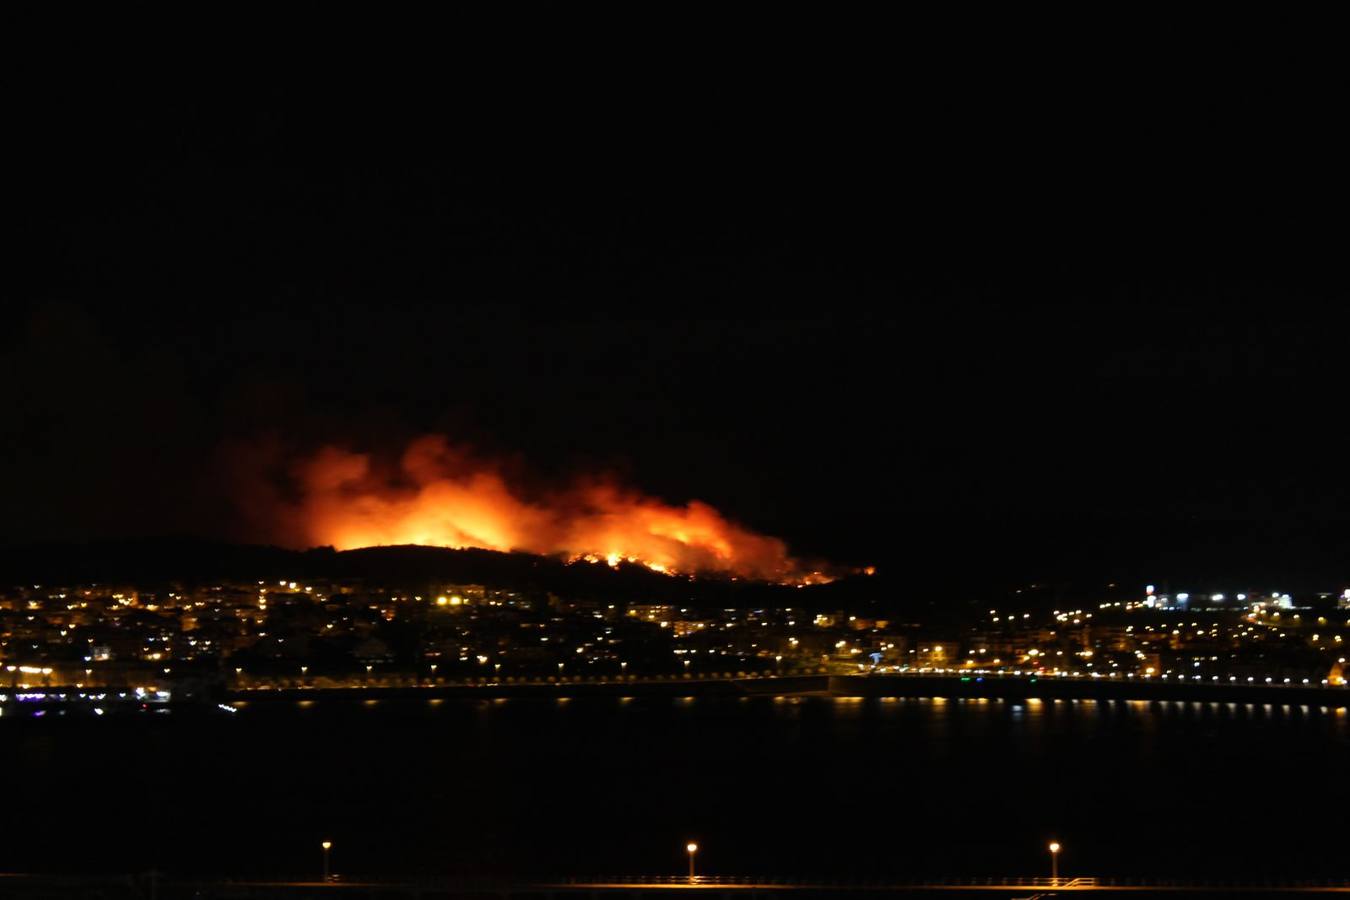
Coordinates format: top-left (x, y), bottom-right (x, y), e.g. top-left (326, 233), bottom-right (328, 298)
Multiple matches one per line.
top-left (2, 522), bottom-right (1345, 620)
top-left (0, 537), bottom-right (898, 614)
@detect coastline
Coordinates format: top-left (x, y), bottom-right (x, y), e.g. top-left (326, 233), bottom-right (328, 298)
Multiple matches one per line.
top-left (226, 673), bottom-right (1350, 708)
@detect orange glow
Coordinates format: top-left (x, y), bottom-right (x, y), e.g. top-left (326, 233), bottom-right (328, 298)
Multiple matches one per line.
top-left (268, 436), bottom-right (828, 583)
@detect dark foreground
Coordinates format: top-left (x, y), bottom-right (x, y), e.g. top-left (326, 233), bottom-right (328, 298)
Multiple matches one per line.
top-left (2, 694), bottom-right (1346, 882)
top-left (4, 875), bottom-right (1350, 899)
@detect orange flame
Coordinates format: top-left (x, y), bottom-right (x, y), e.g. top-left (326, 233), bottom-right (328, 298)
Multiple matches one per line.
top-left (270, 436), bottom-right (826, 583)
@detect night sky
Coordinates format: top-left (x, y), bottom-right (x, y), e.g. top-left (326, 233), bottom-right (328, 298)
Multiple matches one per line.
top-left (6, 35), bottom-right (1348, 588)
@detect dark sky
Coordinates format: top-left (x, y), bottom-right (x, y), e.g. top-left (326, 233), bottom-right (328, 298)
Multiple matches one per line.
top-left (6, 21), bottom-right (1348, 584)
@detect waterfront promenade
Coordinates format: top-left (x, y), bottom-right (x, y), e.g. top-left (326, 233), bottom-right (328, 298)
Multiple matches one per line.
top-left (8, 671), bottom-right (1345, 718)
top-left (226, 671), bottom-right (1350, 708)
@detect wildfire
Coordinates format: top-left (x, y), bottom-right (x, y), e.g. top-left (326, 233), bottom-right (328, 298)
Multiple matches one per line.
top-left (259, 436), bottom-right (828, 584)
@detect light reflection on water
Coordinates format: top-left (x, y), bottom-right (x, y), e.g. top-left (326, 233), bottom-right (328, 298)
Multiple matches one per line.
top-left (7, 674), bottom-right (1350, 890)
top-left (12, 690), bottom-right (1348, 880)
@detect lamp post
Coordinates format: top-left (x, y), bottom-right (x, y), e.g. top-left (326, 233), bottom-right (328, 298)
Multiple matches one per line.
top-left (686, 842), bottom-right (698, 880)
top-left (1048, 841), bottom-right (1060, 884)
top-left (321, 841), bottom-right (332, 882)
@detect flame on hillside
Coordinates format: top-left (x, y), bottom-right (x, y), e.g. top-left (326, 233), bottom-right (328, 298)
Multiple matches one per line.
top-left (247, 436), bottom-right (832, 584)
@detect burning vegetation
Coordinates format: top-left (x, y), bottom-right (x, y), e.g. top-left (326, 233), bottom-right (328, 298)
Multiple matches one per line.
top-left (245, 436), bottom-right (831, 584)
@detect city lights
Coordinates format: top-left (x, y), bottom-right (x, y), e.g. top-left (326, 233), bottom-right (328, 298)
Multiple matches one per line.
top-left (1, 574), bottom-right (1345, 714)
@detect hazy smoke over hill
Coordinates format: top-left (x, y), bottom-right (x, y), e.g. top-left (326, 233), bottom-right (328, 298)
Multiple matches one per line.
top-left (232, 435), bottom-right (829, 583)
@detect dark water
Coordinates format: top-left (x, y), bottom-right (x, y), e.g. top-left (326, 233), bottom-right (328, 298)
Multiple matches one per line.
top-left (2, 695), bottom-right (1347, 880)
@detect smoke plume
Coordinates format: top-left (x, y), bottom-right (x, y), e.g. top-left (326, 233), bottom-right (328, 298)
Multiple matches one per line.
top-left (234, 435), bottom-right (827, 583)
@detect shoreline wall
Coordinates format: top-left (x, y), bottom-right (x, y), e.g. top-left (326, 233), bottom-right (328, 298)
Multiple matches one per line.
top-left (224, 673), bottom-right (1350, 707)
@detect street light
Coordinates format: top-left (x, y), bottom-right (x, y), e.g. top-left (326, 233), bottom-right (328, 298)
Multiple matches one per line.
top-left (1048, 841), bottom-right (1061, 883)
top-left (321, 841), bottom-right (332, 882)
top-left (686, 842), bottom-right (698, 880)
